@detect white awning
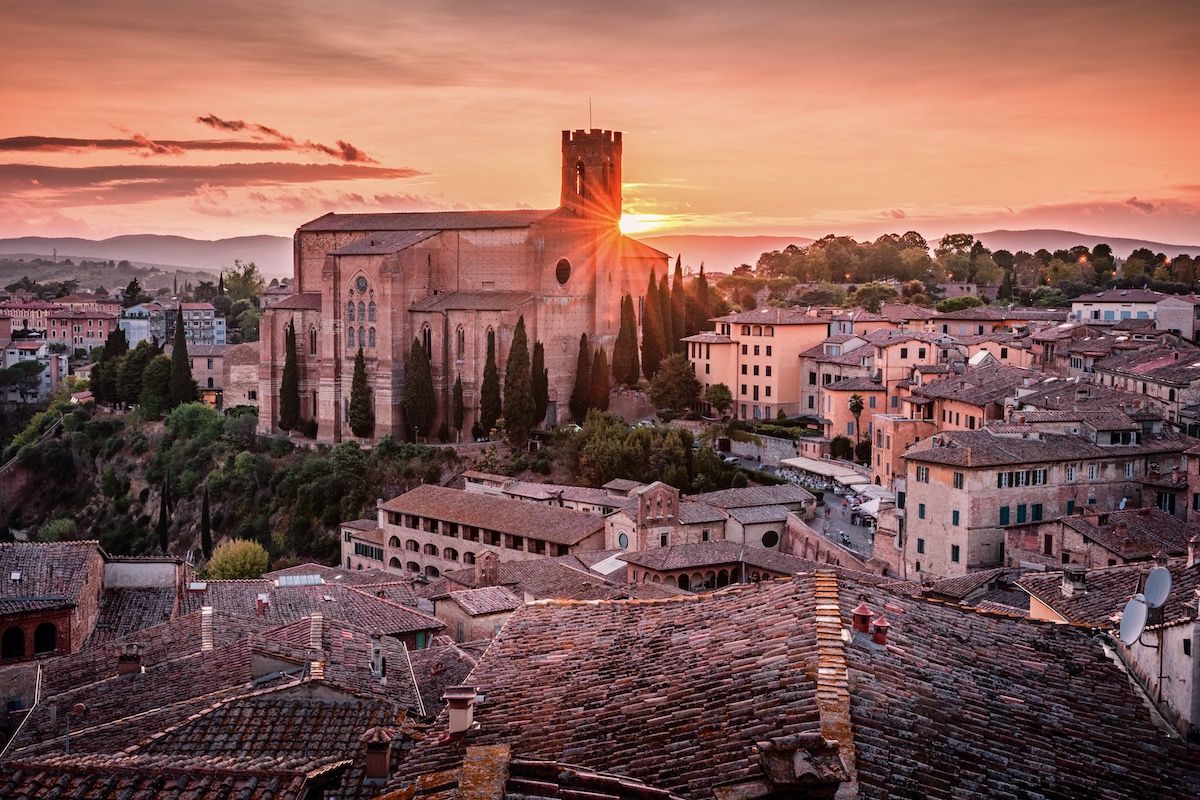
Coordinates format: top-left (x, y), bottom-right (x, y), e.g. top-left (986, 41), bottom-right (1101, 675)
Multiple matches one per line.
top-left (780, 456), bottom-right (864, 481)
top-left (835, 473), bottom-right (870, 487)
top-left (858, 498), bottom-right (882, 518)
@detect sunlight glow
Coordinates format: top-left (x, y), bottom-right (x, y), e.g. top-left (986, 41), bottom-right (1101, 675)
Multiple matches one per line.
top-left (619, 213), bottom-right (670, 236)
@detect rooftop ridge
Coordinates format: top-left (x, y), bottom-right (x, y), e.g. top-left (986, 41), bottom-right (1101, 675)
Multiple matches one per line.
top-left (812, 570), bottom-right (856, 790)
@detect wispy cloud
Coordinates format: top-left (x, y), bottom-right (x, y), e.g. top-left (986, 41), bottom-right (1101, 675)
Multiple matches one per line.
top-left (0, 135), bottom-right (294, 154)
top-left (195, 114), bottom-right (376, 163)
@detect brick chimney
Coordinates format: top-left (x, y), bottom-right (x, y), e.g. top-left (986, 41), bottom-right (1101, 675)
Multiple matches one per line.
top-left (851, 603), bottom-right (874, 633)
top-left (1061, 565), bottom-right (1087, 597)
top-left (1188, 535), bottom-right (1200, 569)
top-left (200, 606), bottom-right (214, 652)
top-left (256, 593), bottom-right (270, 617)
top-left (443, 685), bottom-right (480, 736)
top-left (870, 615), bottom-right (890, 646)
top-left (117, 642), bottom-right (143, 675)
top-left (361, 726), bottom-right (396, 781)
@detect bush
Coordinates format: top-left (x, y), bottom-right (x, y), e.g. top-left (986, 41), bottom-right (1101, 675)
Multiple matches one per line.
top-left (38, 518), bottom-right (78, 541)
top-left (437, 422), bottom-right (450, 443)
top-left (299, 418), bottom-right (318, 438)
top-left (204, 538), bottom-right (270, 579)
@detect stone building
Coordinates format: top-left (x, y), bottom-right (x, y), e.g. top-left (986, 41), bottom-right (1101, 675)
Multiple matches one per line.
top-left (259, 129), bottom-right (667, 442)
top-left (0, 541), bottom-right (106, 662)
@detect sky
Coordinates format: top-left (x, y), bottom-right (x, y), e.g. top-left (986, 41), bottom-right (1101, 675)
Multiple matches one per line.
top-left (2, 0), bottom-right (1199, 247)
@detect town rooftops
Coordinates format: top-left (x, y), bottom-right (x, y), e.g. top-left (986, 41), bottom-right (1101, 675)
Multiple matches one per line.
top-left (409, 291), bottom-right (534, 313)
top-left (268, 292), bottom-right (323, 311)
top-left (0, 541), bottom-right (102, 613)
top-left (1073, 288), bottom-right (1167, 303)
top-left (689, 483), bottom-right (814, 509)
top-left (903, 424), bottom-right (1196, 468)
top-left (824, 376), bottom-right (885, 392)
top-left (382, 485), bottom-right (606, 546)
top-left (436, 556), bottom-right (636, 602)
top-left (298, 209), bottom-right (556, 232)
top-left (914, 364), bottom-right (1037, 406)
top-left (710, 307), bottom-right (828, 326)
top-left (1058, 507), bottom-right (1195, 560)
top-left (1017, 559), bottom-right (1200, 628)
top-left (447, 586), bottom-right (523, 616)
top-left (617, 542), bottom-right (812, 574)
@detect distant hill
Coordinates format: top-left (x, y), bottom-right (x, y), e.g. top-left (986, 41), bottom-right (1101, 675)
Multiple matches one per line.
top-left (637, 235), bottom-right (815, 273)
top-left (0, 234), bottom-right (293, 279)
top-left (970, 230), bottom-right (1200, 260)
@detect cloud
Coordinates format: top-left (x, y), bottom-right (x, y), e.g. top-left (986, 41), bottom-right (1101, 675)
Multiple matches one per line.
top-left (196, 114), bottom-right (377, 163)
top-left (1124, 196), bottom-right (1159, 214)
top-left (0, 162), bottom-right (426, 207)
top-left (882, 209), bottom-right (907, 219)
top-left (234, 188), bottom-right (460, 217)
top-left (0, 135), bottom-right (298, 154)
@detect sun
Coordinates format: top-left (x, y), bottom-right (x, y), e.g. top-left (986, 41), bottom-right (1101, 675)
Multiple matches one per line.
top-left (618, 213), bottom-right (667, 236)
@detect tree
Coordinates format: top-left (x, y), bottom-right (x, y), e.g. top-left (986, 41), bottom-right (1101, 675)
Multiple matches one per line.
top-left (139, 354), bottom-right (173, 418)
top-left (91, 327), bottom-right (129, 403)
top-left (123, 278), bottom-right (150, 308)
top-left (204, 538), bottom-right (269, 580)
top-left (670, 256), bottom-right (687, 354)
top-left (649, 354), bottom-right (701, 413)
top-left (503, 316), bottom-right (536, 444)
top-left (641, 271), bottom-right (665, 380)
top-left (452, 374), bottom-right (465, 438)
top-left (168, 309), bottom-right (198, 408)
top-left (658, 273), bottom-right (674, 354)
top-left (848, 394), bottom-right (864, 443)
top-left (223, 260), bottom-right (265, 305)
top-left (844, 282), bottom-right (899, 313)
top-left (200, 483), bottom-right (212, 559)
top-left (590, 347), bottom-right (610, 412)
top-left (157, 481), bottom-right (170, 553)
top-left (693, 266), bottom-right (714, 331)
top-left (479, 330), bottom-right (501, 434)
top-left (612, 294), bottom-right (640, 386)
top-left (935, 295), bottom-right (985, 313)
top-left (403, 339), bottom-right (434, 440)
top-left (117, 340), bottom-right (157, 406)
top-left (349, 346), bottom-right (375, 438)
top-left (569, 333), bottom-right (591, 423)
top-left (279, 319), bottom-right (300, 431)
top-left (531, 341), bottom-right (549, 428)
top-left (705, 383), bottom-right (733, 417)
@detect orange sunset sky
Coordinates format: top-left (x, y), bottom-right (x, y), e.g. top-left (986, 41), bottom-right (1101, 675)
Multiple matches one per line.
top-left (2, 0), bottom-right (1199, 246)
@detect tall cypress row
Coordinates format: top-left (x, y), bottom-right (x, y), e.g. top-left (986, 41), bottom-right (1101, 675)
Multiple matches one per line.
top-left (658, 272), bottom-right (674, 357)
top-left (348, 346), bottom-right (375, 438)
top-left (531, 341), bottom-right (549, 427)
top-left (279, 319), bottom-right (299, 431)
top-left (168, 308), bottom-right (198, 408)
top-left (479, 330), bottom-right (501, 433)
top-left (671, 256), bottom-right (688, 353)
top-left (403, 339), bottom-right (434, 441)
top-left (502, 316), bottom-right (536, 443)
top-left (641, 272), bottom-right (664, 380)
top-left (612, 294), bottom-right (639, 386)
top-left (590, 346), bottom-right (610, 412)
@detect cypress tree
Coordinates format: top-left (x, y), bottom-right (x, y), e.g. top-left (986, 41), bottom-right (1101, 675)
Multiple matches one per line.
top-left (404, 338), bottom-right (434, 441)
top-left (452, 374), bottom-right (465, 437)
top-left (502, 316), bottom-right (536, 443)
top-left (348, 346), bottom-right (375, 438)
top-left (92, 327), bottom-right (129, 404)
top-left (479, 330), bottom-right (501, 434)
top-left (157, 482), bottom-right (169, 553)
top-left (531, 341), bottom-right (549, 428)
top-left (659, 272), bottom-right (674, 356)
top-left (671, 256), bottom-right (688, 353)
top-left (641, 272), bottom-right (664, 380)
top-left (569, 333), bottom-right (591, 422)
top-left (591, 347), bottom-right (610, 412)
top-left (168, 308), bottom-right (198, 408)
top-left (279, 319), bottom-right (299, 431)
top-left (200, 484), bottom-right (212, 560)
top-left (612, 294), bottom-right (640, 387)
top-left (694, 266), bottom-right (714, 331)
top-left (218, 274), bottom-right (225, 296)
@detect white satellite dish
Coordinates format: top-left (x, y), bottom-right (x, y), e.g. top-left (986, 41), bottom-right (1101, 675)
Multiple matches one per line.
top-left (1119, 594), bottom-right (1148, 645)
top-left (1143, 567), bottom-right (1172, 609)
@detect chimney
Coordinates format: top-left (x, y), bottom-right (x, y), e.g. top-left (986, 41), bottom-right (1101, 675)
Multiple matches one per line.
top-left (117, 642), bottom-right (143, 675)
top-left (256, 593), bottom-right (270, 617)
top-left (361, 726), bottom-right (396, 782)
top-left (1061, 565), bottom-right (1087, 597)
top-left (200, 606), bottom-right (214, 652)
top-left (309, 613), bottom-right (324, 650)
top-left (370, 629), bottom-right (386, 679)
top-left (1188, 535), bottom-right (1200, 569)
top-left (851, 603), bottom-right (874, 633)
top-left (443, 685), bottom-right (480, 736)
top-left (870, 615), bottom-right (890, 645)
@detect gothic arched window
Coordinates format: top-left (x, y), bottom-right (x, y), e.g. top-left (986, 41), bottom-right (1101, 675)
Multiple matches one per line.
top-left (368, 302), bottom-right (377, 323)
top-left (347, 327), bottom-right (356, 349)
top-left (358, 301), bottom-right (366, 322)
top-left (347, 301), bottom-right (355, 322)
top-left (456, 327), bottom-right (465, 362)
top-left (369, 327), bottom-right (376, 348)
top-left (309, 326), bottom-right (317, 355)
top-left (422, 326), bottom-right (432, 357)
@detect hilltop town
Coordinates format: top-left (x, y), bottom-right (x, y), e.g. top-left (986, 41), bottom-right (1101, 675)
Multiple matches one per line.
top-left (1, 130), bottom-right (1199, 798)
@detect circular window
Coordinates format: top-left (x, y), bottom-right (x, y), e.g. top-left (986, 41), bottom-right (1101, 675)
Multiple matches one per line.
top-left (618, 533), bottom-right (629, 549)
top-left (355, 276), bottom-right (368, 292)
top-left (555, 258), bottom-right (571, 285)
top-left (761, 530), bottom-right (780, 548)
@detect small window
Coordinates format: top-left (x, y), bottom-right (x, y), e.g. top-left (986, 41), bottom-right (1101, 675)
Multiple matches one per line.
top-left (999, 506), bottom-right (1010, 525)
top-left (918, 503), bottom-right (926, 519)
top-left (917, 538), bottom-right (925, 554)
top-left (953, 472), bottom-right (964, 489)
top-left (952, 510), bottom-right (960, 526)
top-left (916, 466), bottom-right (929, 483)
top-left (951, 545), bottom-right (961, 563)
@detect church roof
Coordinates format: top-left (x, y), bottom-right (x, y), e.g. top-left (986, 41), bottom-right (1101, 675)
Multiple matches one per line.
top-left (269, 293), bottom-right (322, 310)
top-left (409, 291), bottom-right (533, 313)
top-left (298, 210), bottom-right (555, 233)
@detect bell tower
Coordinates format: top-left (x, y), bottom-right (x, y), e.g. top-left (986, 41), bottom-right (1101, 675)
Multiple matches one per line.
top-left (560, 129), bottom-right (622, 223)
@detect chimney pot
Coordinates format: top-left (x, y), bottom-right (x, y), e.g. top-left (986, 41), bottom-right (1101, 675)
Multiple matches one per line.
top-left (1188, 535), bottom-right (1200, 569)
top-left (1061, 565), bottom-right (1087, 597)
top-left (361, 726), bottom-right (396, 781)
top-left (870, 615), bottom-right (891, 645)
top-left (117, 642), bottom-right (143, 675)
top-left (851, 603), bottom-right (874, 633)
top-left (443, 685), bottom-right (480, 735)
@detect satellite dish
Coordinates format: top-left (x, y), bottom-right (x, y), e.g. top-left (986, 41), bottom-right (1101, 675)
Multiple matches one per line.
top-left (1119, 596), bottom-right (1148, 645)
top-left (1118, 497), bottom-right (1128, 510)
top-left (1143, 567), bottom-right (1172, 609)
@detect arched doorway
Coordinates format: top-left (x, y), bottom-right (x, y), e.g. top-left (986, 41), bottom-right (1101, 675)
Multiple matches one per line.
top-left (677, 573), bottom-right (690, 591)
top-left (2, 626), bottom-right (24, 659)
top-left (33, 622), bottom-right (56, 654)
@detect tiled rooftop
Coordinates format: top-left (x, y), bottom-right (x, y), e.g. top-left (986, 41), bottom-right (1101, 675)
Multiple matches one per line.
top-left (449, 586), bottom-right (523, 616)
top-left (0, 541), bottom-right (101, 610)
top-left (298, 209), bottom-right (554, 232)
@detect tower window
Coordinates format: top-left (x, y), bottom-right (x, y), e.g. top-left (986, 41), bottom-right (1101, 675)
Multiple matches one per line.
top-left (576, 162), bottom-right (585, 197)
top-left (422, 326), bottom-right (432, 357)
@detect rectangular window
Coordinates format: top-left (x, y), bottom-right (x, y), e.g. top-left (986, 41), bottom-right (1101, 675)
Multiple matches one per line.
top-left (701, 529), bottom-right (710, 542)
top-left (660, 532), bottom-right (670, 547)
top-left (753, 365), bottom-right (759, 376)
top-left (1124, 462), bottom-right (1133, 478)
top-left (918, 347), bottom-right (926, 359)
top-left (1032, 469), bottom-right (1046, 485)
top-left (916, 466), bottom-right (929, 483)
top-left (1088, 464), bottom-right (1098, 480)
top-left (999, 506), bottom-right (1010, 525)
top-left (869, 396), bottom-right (876, 409)
top-left (741, 384), bottom-right (747, 395)
top-left (900, 347), bottom-right (909, 359)
top-left (741, 344), bottom-right (748, 355)
top-left (1001, 347), bottom-right (1009, 359)
top-left (1066, 500), bottom-right (1075, 515)
top-left (809, 372), bottom-right (817, 385)
top-left (753, 345), bottom-right (760, 355)
top-left (765, 346), bottom-right (772, 356)
top-left (741, 364), bottom-right (747, 375)
top-left (1016, 504), bottom-right (1027, 524)
top-left (1066, 466), bottom-right (1076, 482)
top-left (765, 366), bottom-right (772, 377)
top-left (951, 545), bottom-right (960, 563)
top-left (891, 395), bottom-right (898, 408)
top-left (951, 510), bottom-right (960, 526)
top-left (918, 503), bottom-right (926, 519)
top-left (896, 491), bottom-right (905, 509)
top-left (765, 386), bottom-right (771, 397)
top-left (917, 538), bottom-right (925, 554)
top-left (1031, 503), bottom-right (1043, 522)
top-left (847, 421), bottom-right (854, 436)
top-left (998, 472), bottom-right (1010, 488)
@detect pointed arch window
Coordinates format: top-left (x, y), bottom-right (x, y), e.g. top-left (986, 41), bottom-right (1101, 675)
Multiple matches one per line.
top-left (368, 301), bottom-right (377, 323)
top-left (368, 327), bottom-right (376, 348)
top-left (358, 301), bottom-right (366, 323)
top-left (309, 326), bottom-right (317, 356)
top-left (422, 326), bottom-right (432, 357)
top-left (347, 301), bottom-right (355, 321)
top-left (575, 162), bottom-right (586, 197)
top-left (347, 327), bottom-right (356, 349)
top-left (456, 326), bottom-right (465, 362)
